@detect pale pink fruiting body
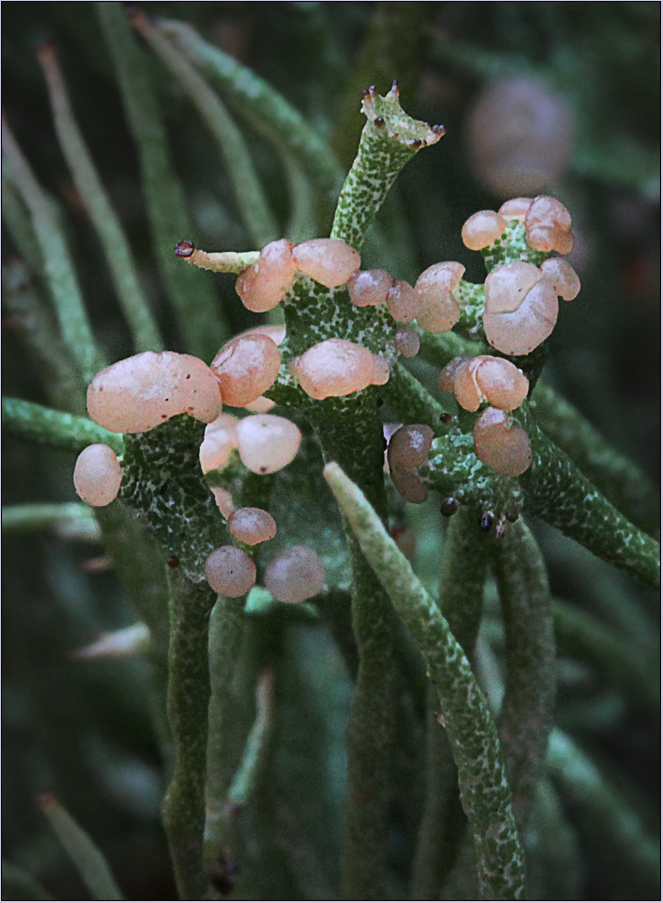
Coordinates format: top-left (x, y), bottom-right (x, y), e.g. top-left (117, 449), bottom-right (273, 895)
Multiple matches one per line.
top-left (292, 238), bottom-right (361, 287)
top-left (199, 413), bottom-right (239, 473)
top-left (87, 352), bottom-right (222, 433)
top-left (227, 507), bottom-right (277, 545)
top-left (291, 338), bottom-right (383, 400)
top-left (211, 487), bottom-right (235, 518)
top-left (467, 77), bottom-right (573, 195)
top-left (415, 262), bottom-right (465, 334)
top-left (205, 545), bottom-right (256, 597)
top-left (473, 407), bottom-right (532, 476)
top-left (483, 261), bottom-right (559, 355)
top-left (370, 355), bottom-right (391, 386)
top-left (540, 257), bottom-right (581, 300)
top-left (210, 334), bottom-right (281, 407)
top-left (347, 269), bottom-right (393, 307)
top-left (236, 239), bottom-right (295, 312)
top-left (74, 444), bottom-right (123, 506)
top-left (498, 197), bottom-right (533, 222)
top-left (264, 545), bottom-right (326, 603)
top-left (438, 355), bottom-right (473, 393)
top-left (394, 327), bottom-right (420, 358)
top-left (452, 356), bottom-right (529, 412)
top-left (461, 210), bottom-right (507, 250)
top-left (390, 469), bottom-right (429, 504)
top-left (236, 414), bottom-right (302, 474)
top-left (525, 196), bottom-right (574, 254)
top-left (386, 279), bottom-right (421, 324)
top-left (243, 396), bottom-right (276, 413)
top-left (387, 424), bottom-right (434, 471)
top-left (238, 324), bottom-right (287, 345)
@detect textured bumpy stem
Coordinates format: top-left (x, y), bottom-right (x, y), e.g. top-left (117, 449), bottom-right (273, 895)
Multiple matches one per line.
top-left (412, 507), bottom-right (489, 899)
top-left (162, 570), bottom-right (217, 901)
top-left (204, 597), bottom-right (247, 851)
top-left (490, 520), bottom-right (556, 832)
top-left (2, 120), bottom-right (106, 384)
top-left (384, 363), bottom-right (452, 435)
top-left (523, 414), bottom-right (660, 590)
top-left (155, 17), bottom-right (344, 208)
top-left (2, 397), bottom-right (123, 455)
top-left (96, 2), bottom-right (227, 361)
top-left (530, 382), bottom-right (660, 537)
top-left (310, 403), bottom-right (399, 901)
top-left (37, 44), bottom-right (162, 355)
top-left (131, 11), bottom-right (278, 249)
top-left (119, 415), bottom-right (229, 581)
top-left (330, 83), bottom-right (444, 251)
top-left (324, 463), bottom-right (526, 900)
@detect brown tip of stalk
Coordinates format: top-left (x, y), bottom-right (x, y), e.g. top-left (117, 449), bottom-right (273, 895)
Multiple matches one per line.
top-left (36, 791), bottom-right (56, 811)
top-left (175, 240), bottom-right (195, 258)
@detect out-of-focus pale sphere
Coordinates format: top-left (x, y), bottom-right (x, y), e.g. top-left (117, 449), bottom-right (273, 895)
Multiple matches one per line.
top-left (467, 76), bottom-right (574, 196)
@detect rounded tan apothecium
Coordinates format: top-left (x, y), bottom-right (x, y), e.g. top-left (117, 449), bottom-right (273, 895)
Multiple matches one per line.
top-left (87, 351), bottom-right (222, 433)
top-left (236, 238), bottom-right (296, 313)
top-left (461, 210), bottom-right (507, 251)
top-left (227, 507), bottom-right (277, 545)
top-left (445, 355), bottom-right (529, 412)
top-left (483, 261), bottom-right (558, 356)
top-left (291, 238), bottom-right (361, 288)
top-left (525, 196), bottom-right (574, 254)
top-left (290, 338), bottom-right (389, 400)
top-left (473, 406), bottom-right (532, 477)
top-left (199, 413), bottom-right (239, 474)
top-left (347, 269), bottom-right (393, 308)
top-left (205, 545), bottom-right (256, 597)
top-left (73, 444), bottom-right (123, 507)
top-left (236, 414), bottom-right (302, 474)
top-left (210, 333), bottom-right (281, 408)
top-left (264, 545), bottom-right (326, 603)
top-left (415, 261), bottom-right (465, 334)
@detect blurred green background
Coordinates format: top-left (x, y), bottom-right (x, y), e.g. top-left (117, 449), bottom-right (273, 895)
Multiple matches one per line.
top-left (2, 3), bottom-right (659, 899)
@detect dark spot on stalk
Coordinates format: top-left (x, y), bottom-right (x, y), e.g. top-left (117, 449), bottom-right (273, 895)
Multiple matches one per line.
top-left (175, 240), bottom-right (195, 258)
top-left (479, 512), bottom-right (494, 532)
top-left (440, 498), bottom-right (459, 517)
top-left (167, 554), bottom-right (180, 569)
top-left (439, 412), bottom-right (452, 424)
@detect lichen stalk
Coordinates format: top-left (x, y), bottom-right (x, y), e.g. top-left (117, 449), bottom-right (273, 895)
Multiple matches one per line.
top-left (490, 520), bottom-right (556, 832)
top-left (162, 569), bottom-right (217, 901)
top-left (411, 507), bottom-right (490, 899)
top-left (324, 463), bottom-right (526, 900)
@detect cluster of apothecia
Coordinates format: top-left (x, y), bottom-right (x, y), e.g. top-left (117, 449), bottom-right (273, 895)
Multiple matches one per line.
top-left (74, 196), bottom-right (579, 590)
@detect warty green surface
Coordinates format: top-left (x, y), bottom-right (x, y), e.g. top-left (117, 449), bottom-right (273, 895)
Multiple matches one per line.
top-left (324, 463), bottom-right (526, 900)
top-left (118, 414), bottom-right (229, 582)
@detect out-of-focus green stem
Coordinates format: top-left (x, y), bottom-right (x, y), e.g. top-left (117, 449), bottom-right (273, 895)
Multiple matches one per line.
top-left (38, 794), bottom-right (123, 900)
top-left (324, 463), bottom-right (526, 900)
top-left (553, 599), bottom-right (659, 714)
top-left (37, 43), bottom-right (162, 354)
top-left (1, 502), bottom-right (97, 536)
top-left (2, 259), bottom-right (87, 414)
top-left (490, 520), bottom-right (556, 830)
top-left (547, 729), bottom-right (660, 894)
top-left (2, 119), bottom-right (105, 384)
top-left (2, 397), bottom-right (123, 455)
top-left (162, 570), bottom-right (217, 901)
top-left (155, 17), bottom-right (345, 209)
top-left (131, 10), bottom-right (277, 249)
top-left (2, 173), bottom-right (44, 288)
top-left (1, 860), bottom-right (53, 901)
top-left (96, 2), bottom-right (227, 362)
